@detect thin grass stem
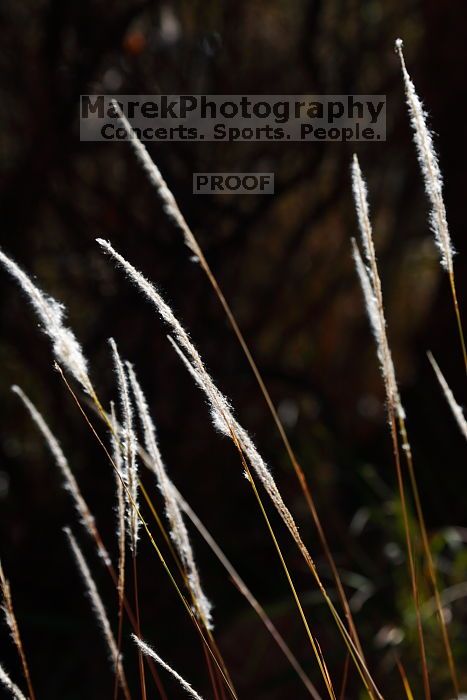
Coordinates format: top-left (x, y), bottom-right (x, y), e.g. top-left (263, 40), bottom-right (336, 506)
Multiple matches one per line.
top-left (173, 486), bottom-right (321, 699)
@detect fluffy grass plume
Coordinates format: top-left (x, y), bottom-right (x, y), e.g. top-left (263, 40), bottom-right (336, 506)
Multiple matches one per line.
top-left (396, 38), bottom-right (466, 375)
top-left (395, 39), bottom-right (454, 274)
top-left (351, 155), bottom-right (403, 420)
top-left (0, 664), bottom-right (28, 700)
top-left (109, 402), bottom-right (126, 601)
top-left (109, 339), bottom-right (140, 553)
top-left (108, 339), bottom-right (148, 700)
top-left (0, 249), bottom-right (91, 393)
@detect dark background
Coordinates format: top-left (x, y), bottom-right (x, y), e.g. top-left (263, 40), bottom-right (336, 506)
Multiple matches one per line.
top-left (0, 1), bottom-right (466, 698)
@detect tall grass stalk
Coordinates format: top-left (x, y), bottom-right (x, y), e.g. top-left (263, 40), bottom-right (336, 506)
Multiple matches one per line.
top-left (351, 156), bottom-right (430, 698)
top-left (127, 363), bottom-right (213, 631)
top-left (0, 560), bottom-right (35, 700)
top-left (111, 99), bottom-right (367, 665)
top-left (110, 340), bottom-right (140, 552)
top-left (110, 402), bottom-right (127, 700)
top-left (97, 237), bottom-right (381, 700)
top-left (395, 38), bottom-right (467, 375)
top-left (352, 154), bottom-right (460, 698)
top-left (109, 339), bottom-right (146, 700)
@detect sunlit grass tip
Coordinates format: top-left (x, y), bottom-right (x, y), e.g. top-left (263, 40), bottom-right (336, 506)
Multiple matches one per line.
top-left (132, 635), bottom-right (205, 700)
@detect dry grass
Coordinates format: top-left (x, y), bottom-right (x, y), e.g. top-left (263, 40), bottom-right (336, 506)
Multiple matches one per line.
top-left (0, 39), bottom-right (465, 700)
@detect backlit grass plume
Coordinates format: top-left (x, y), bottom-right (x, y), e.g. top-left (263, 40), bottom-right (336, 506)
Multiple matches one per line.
top-left (396, 38), bottom-right (466, 374)
top-left (351, 154), bottom-right (459, 698)
top-left (0, 664), bottom-right (28, 700)
top-left (351, 155), bottom-right (403, 421)
top-left (0, 249), bottom-right (92, 394)
top-left (108, 339), bottom-right (148, 699)
top-left (132, 635), bottom-right (204, 700)
top-left (109, 401), bottom-right (126, 613)
top-left (12, 385), bottom-right (110, 565)
top-left (351, 155), bottom-right (431, 697)
top-left (395, 39), bottom-right (454, 274)
top-left (167, 335), bottom-right (304, 544)
top-left (109, 339), bottom-right (140, 553)
top-left (127, 362), bottom-right (213, 630)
